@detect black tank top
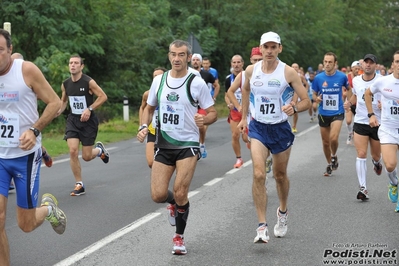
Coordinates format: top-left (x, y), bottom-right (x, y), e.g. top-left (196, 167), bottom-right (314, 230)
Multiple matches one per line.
top-left (63, 74), bottom-right (94, 115)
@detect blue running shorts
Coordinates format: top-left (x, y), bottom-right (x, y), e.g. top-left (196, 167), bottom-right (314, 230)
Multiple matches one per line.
top-left (0, 149), bottom-right (42, 209)
top-left (248, 120), bottom-right (295, 154)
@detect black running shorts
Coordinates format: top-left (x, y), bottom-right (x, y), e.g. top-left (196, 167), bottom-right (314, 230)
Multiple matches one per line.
top-left (154, 147), bottom-right (200, 166)
top-left (318, 113), bottom-right (344, 128)
top-left (353, 123), bottom-right (379, 140)
top-left (64, 114), bottom-right (99, 146)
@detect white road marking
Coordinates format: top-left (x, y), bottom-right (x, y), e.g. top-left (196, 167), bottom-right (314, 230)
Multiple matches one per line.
top-left (188, 190), bottom-right (200, 198)
top-left (54, 212), bottom-right (161, 266)
top-left (204, 178), bottom-right (223, 186)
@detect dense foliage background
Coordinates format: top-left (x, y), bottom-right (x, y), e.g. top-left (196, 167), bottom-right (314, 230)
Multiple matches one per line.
top-left (2, 0), bottom-right (398, 123)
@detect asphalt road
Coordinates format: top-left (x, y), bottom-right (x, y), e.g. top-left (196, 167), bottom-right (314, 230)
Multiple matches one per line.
top-left (6, 112), bottom-right (399, 266)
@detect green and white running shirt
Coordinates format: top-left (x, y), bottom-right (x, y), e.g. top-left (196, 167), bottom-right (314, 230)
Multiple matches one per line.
top-left (147, 71), bottom-right (214, 149)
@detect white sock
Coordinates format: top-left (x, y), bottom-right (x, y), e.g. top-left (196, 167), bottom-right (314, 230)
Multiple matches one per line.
top-left (200, 143), bottom-right (205, 152)
top-left (387, 168), bottom-right (398, 185)
top-left (356, 157), bottom-right (367, 188)
top-left (46, 206), bottom-right (52, 217)
top-left (347, 123), bottom-right (353, 134)
top-left (96, 147), bottom-right (102, 157)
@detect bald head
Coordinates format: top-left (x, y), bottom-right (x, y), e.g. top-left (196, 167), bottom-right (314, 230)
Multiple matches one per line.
top-left (11, 53), bottom-right (24, 60)
top-left (231, 54), bottom-right (244, 74)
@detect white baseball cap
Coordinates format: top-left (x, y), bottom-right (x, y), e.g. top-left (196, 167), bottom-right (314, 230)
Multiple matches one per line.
top-left (351, 61), bottom-right (360, 67)
top-left (260, 31), bottom-right (281, 45)
top-left (192, 53), bottom-right (202, 61)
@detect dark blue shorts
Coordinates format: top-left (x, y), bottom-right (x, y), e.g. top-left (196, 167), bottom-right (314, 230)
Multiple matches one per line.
top-left (248, 120), bottom-right (295, 154)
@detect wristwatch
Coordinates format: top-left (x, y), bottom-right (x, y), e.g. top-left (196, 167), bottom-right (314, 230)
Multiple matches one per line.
top-left (88, 106), bottom-right (93, 112)
top-left (138, 124), bottom-right (148, 132)
top-left (293, 105), bottom-right (298, 114)
top-left (367, 112), bottom-right (375, 118)
top-left (29, 127), bottom-right (40, 137)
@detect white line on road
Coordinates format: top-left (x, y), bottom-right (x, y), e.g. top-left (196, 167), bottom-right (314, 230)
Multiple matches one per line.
top-left (53, 212), bottom-right (161, 266)
top-left (295, 124), bottom-right (319, 137)
top-left (188, 190), bottom-right (200, 198)
top-left (204, 178), bottom-right (223, 186)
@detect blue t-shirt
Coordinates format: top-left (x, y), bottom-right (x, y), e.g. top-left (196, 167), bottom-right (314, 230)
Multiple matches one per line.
top-left (203, 67), bottom-right (218, 96)
top-left (312, 71), bottom-right (349, 116)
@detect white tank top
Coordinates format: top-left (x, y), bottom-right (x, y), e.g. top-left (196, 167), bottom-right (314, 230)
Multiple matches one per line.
top-left (370, 74), bottom-right (399, 129)
top-left (0, 59), bottom-right (41, 158)
top-left (352, 74), bottom-right (381, 125)
top-left (250, 60), bottom-right (290, 124)
top-left (147, 71), bottom-right (214, 149)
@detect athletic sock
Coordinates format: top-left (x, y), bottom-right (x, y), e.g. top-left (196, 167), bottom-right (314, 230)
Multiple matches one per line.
top-left (175, 202), bottom-right (190, 235)
top-left (387, 169), bottom-right (398, 186)
top-left (279, 208), bottom-right (287, 215)
top-left (46, 206), bottom-right (53, 216)
top-left (165, 190), bottom-right (175, 205)
top-left (347, 123), bottom-right (353, 134)
top-left (356, 157), bottom-right (367, 188)
top-left (96, 147), bottom-right (102, 157)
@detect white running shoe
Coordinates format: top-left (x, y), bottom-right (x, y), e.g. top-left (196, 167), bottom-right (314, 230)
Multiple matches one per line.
top-left (274, 208), bottom-right (288, 237)
top-left (254, 225), bottom-right (269, 243)
top-left (172, 234), bottom-right (187, 255)
top-left (356, 187), bottom-right (369, 201)
top-left (166, 204), bottom-right (176, 226)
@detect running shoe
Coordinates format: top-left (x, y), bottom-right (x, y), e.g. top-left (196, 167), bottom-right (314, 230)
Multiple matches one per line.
top-left (234, 158), bottom-right (243, 168)
top-left (331, 155), bottom-right (339, 170)
top-left (266, 157), bottom-right (272, 174)
top-left (373, 161), bottom-right (382, 176)
top-left (291, 127), bottom-right (297, 133)
top-left (95, 141), bottom-right (110, 163)
top-left (356, 186), bottom-right (369, 201)
top-left (309, 117), bottom-right (314, 123)
top-left (395, 200), bottom-right (399, 213)
top-left (200, 145), bottom-right (207, 159)
top-left (388, 184), bottom-right (398, 203)
top-left (172, 234), bottom-right (187, 255)
top-left (9, 180), bottom-right (15, 191)
top-left (42, 147), bottom-right (53, 167)
top-left (166, 204), bottom-right (176, 226)
top-left (41, 193), bottom-right (67, 234)
top-left (324, 165), bottom-right (332, 177)
top-left (70, 183), bottom-right (85, 196)
top-left (346, 133), bottom-right (353, 145)
top-left (274, 208), bottom-right (288, 237)
top-left (254, 225), bottom-right (269, 243)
